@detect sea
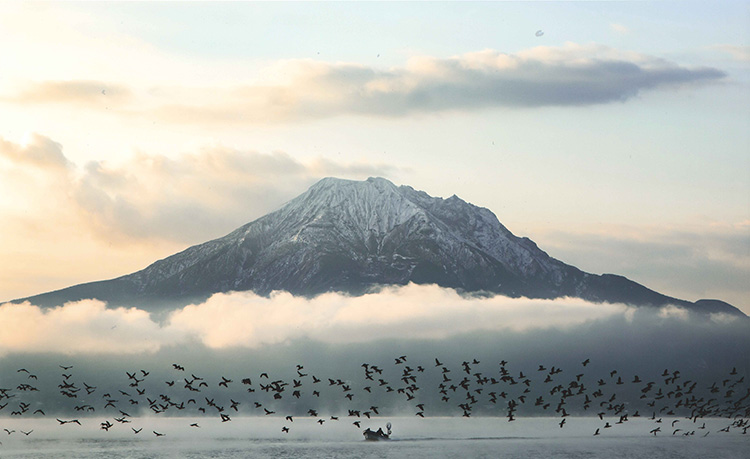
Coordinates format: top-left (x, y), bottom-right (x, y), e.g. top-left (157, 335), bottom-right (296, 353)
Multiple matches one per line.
top-left (0, 416), bottom-right (746, 458)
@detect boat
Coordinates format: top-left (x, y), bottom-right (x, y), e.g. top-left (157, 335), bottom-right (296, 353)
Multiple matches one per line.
top-left (363, 422), bottom-right (391, 441)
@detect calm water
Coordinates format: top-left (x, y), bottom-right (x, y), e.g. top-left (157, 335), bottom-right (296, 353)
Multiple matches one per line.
top-left (0, 416), bottom-right (746, 458)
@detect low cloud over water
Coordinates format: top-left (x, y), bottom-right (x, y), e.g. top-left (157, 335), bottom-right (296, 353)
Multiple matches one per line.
top-left (0, 283), bottom-right (745, 356)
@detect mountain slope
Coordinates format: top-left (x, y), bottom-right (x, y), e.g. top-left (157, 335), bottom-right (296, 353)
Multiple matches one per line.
top-left (14, 177), bottom-right (745, 316)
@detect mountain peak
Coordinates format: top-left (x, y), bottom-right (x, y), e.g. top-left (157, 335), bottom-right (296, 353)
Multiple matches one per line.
top-left (308, 176), bottom-right (396, 191)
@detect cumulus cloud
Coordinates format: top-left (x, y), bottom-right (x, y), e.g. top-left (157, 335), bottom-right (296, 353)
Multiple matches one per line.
top-left (151, 43), bottom-right (726, 124)
top-left (73, 148), bottom-right (396, 244)
top-left (0, 133), bottom-right (71, 170)
top-left (0, 300), bottom-right (178, 356)
top-left (0, 284), bottom-right (694, 355)
top-left (0, 133), bottom-right (396, 246)
top-left (167, 284), bottom-right (632, 349)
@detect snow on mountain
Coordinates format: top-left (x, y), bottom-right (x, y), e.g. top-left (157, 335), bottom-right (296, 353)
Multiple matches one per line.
top-left (14, 177), bottom-right (746, 317)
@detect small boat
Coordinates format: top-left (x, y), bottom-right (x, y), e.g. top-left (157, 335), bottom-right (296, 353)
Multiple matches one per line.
top-left (363, 422), bottom-right (391, 441)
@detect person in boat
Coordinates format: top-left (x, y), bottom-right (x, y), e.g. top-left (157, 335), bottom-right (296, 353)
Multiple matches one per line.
top-left (363, 423), bottom-right (391, 440)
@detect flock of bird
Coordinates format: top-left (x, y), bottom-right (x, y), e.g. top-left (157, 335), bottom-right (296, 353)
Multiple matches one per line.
top-left (1, 356), bottom-right (748, 442)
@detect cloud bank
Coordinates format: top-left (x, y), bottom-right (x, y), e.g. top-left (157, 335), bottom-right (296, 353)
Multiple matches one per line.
top-left (152, 43), bottom-right (727, 123)
top-left (0, 299), bottom-right (175, 355)
top-left (1, 283), bottom-right (740, 356)
top-left (1, 44), bottom-right (726, 124)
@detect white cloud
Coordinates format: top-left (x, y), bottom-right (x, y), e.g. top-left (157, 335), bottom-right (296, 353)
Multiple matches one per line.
top-left (0, 300), bottom-right (178, 356)
top-left (166, 284), bottom-right (632, 348)
top-left (0, 284), bottom-right (641, 355)
top-left (0, 133), bottom-right (70, 170)
top-left (658, 304), bottom-right (689, 320)
top-left (709, 312), bottom-right (740, 324)
top-left (4, 284), bottom-right (743, 357)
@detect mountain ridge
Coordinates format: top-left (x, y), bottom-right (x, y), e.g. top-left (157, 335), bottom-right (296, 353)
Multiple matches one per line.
top-left (12, 177), bottom-right (746, 317)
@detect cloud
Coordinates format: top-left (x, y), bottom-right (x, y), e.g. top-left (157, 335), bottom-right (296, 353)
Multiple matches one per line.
top-left (72, 148), bottom-right (397, 244)
top-left (0, 300), bottom-right (178, 356)
top-left (0, 133), bottom-right (71, 170)
top-left (712, 44), bottom-right (750, 62)
top-left (3, 283), bottom-right (745, 357)
top-left (150, 43), bottom-right (725, 124)
top-left (166, 284), bottom-right (633, 349)
top-left (4, 80), bottom-right (132, 107)
top-left (0, 44), bottom-right (726, 125)
top-left (0, 133), bottom-right (397, 246)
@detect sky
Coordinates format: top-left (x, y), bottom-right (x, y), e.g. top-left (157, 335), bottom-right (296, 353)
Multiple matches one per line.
top-left (0, 1), bottom-right (748, 317)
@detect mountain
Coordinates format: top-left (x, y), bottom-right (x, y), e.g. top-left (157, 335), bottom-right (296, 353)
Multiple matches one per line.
top-left (14, 177), bottom-right (745, 316)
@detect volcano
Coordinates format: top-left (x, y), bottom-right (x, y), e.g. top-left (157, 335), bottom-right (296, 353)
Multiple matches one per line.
top-left (15, 177), bottom-right (744, 316)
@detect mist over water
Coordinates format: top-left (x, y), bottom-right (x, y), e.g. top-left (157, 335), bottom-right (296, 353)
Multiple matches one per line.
top-left (1, 297), bottom-right (748, 457)
top-left (0, 417), bottom-right (747, 459)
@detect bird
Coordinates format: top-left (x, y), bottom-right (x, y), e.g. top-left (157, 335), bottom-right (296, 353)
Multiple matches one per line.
top-left (57, 419), bottom-right (81, 426)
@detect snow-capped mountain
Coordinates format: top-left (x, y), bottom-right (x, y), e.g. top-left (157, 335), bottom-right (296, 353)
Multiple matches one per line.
top-left (15, 177), bottom-right (745, 316)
